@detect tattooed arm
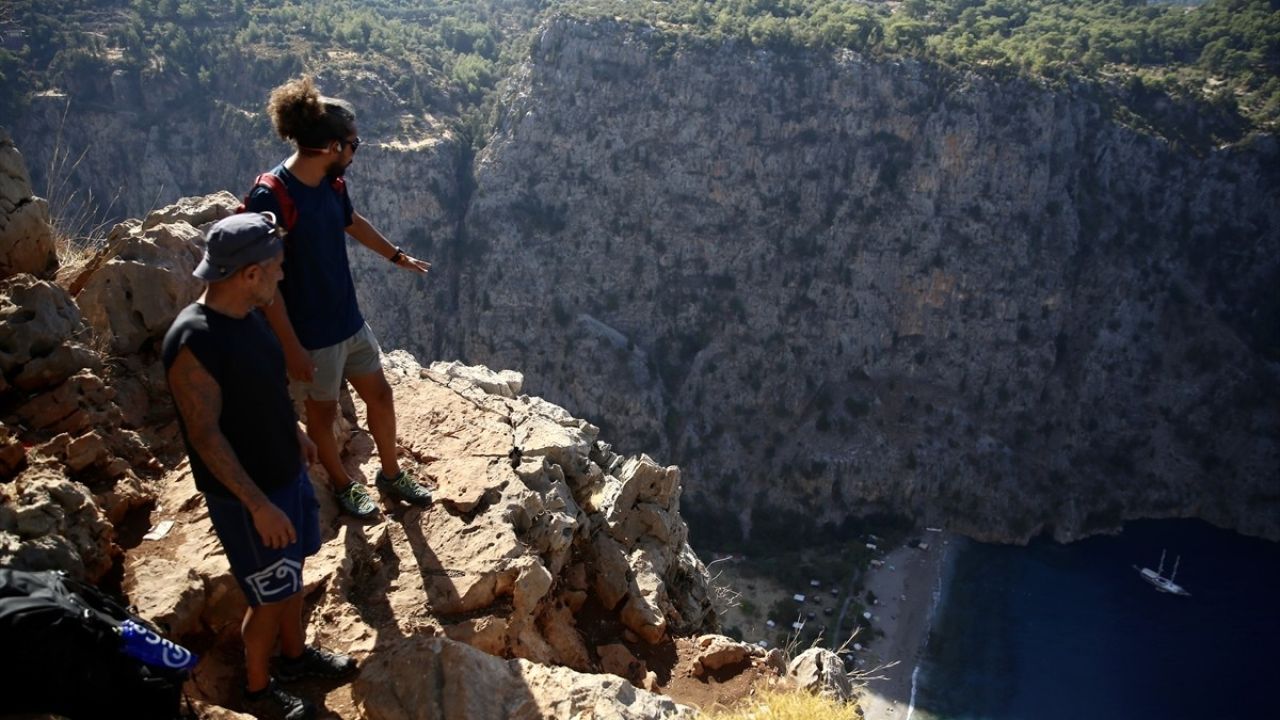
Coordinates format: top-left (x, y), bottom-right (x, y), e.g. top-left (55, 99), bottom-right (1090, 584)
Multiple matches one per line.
top-left (168, 346), bottom-right (297, 549)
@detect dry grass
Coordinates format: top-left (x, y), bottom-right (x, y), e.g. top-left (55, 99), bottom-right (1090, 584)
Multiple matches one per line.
top-left (697, 688), bottom-right (861, 720)
top-left (44, 98), bottom-right (121, 288)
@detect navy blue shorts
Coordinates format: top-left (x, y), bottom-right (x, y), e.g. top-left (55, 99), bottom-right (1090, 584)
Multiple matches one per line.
top-left (204, 470), bottom-right (322, 606)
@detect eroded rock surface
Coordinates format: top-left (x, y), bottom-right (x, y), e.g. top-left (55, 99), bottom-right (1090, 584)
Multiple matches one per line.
top-left (124, 353), bottom-right (715, 716)
top-left (0, 128), bottom-right (56, 280)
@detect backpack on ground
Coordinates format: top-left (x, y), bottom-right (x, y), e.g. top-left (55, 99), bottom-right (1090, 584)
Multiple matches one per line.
top-left (0, 568), bottom-right (194, 719)
top-left (234, 171), bottom-right (347, 232)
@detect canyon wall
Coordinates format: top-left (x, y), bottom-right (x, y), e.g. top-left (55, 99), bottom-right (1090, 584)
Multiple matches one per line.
top-left (454, 19), bottom-right (1280, 545)
top-left (10, 16), bottom-right (1279, 546)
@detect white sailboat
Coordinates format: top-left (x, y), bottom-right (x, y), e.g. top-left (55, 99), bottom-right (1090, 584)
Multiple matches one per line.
top-left (1135, 549), bottom-right (1190, 596)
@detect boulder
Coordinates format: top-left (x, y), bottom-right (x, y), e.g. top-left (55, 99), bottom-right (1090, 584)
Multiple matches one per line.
top-left (691, 634), bottom-right (761, 677)
top-left (620, 548), bottom-right (669, 644)
top-left (140, 191), bottom-right (237, 232)
top-left (589, 531), bottom-right (633, 611)
top-left (354, 635), bottom-right (694, 720)
top-left (0, 464), bottom-right (116, 581)
top-left (787, 647), bottom-right (853, 702)
top-left (598, 642), bottom-right (644, 684)
top-left (17, 370), bottom-right (122, 437)
top-left (510, 395), bottom-right (598, 481)
top-left (0, 130), bottom-right (56, 280)
top-left (618, 455), bottom-right (682, 508)
top-left (75, 198), bottom-right (220, 353)
top-left (0, 274), bottom-right (94, 391)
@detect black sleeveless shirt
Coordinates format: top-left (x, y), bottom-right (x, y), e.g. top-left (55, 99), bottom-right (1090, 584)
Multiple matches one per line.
top-left (162, 303), bottom-right (301, 498)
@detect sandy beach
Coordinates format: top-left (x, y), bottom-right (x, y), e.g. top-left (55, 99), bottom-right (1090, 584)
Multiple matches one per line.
top-left (856, 533), bottom-right (954, 720)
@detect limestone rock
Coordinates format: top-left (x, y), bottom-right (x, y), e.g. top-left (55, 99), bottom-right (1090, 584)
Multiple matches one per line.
top-left (0, 423), bottom-right (26, 479)
top-left (355, 635), bottom-right (694, 720)
top-left (94, 470), bottom-right (154, 525)
top-left (598, 642), bottom-right (644, 684)
top-left (0, 274), bottom-right (92, 390)
top-left (429, 360), bottom-right (524, 398)
top-left (589, 531), bottom-right (632, 611)
top-left (140, 191), bottom-right (237, 232)
top-left (75, 197), bottom-right (218, 353)
top-left (121, 351), bottom-right (715, 716)
top-left (0, 130), bottom-right (56, 280)
top-left (65, 431), bottom-right (110, 472)
top-left (537, 601), bottom-right (592, 672)
top-left (618, 455), bottom-right (682, 509)
top-left (17, 370), bottom-right (122, 437)
top-left (787, 647), bottom-right (852, 702)
top-left (0, 464), bottom-right (115, 581)
top-left (691, 634), bottom-right (761, 677)
top-left (620, 548), bottom-right (669, 645)
top-left (510, 395), bottom-right (598, 481)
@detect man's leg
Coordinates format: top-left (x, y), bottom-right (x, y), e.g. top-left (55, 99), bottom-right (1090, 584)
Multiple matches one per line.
top-left (278, 588), bottom-right (307, 659)
top-left (343, 325), bottom-right (430, 506)
top-left (304, 398), bottom-right (350, 492)
top-left (242, 598), bottom-right (289, 692)
top-left (347, 369), bottom-right (399, 480)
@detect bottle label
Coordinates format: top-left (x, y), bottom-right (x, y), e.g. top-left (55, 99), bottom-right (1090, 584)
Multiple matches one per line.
top-left (119, 619), bottom-right (199, 671)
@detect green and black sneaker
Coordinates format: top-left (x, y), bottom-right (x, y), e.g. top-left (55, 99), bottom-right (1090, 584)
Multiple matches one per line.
top-left (335, 482), bottom-right (377, 518)
top-left (375, 469), bottom-right (433, 507)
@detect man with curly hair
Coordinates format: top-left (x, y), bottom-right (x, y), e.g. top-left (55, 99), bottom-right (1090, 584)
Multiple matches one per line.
top-left (247, 76), bottom-right (433, 519)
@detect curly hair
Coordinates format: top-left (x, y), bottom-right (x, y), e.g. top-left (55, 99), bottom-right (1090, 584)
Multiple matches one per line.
top-left (266, 76), bottom-right (356, 150)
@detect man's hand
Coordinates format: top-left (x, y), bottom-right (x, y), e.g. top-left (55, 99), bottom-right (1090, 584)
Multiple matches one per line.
top-left (284, 343), bottom-right (316, 383)
top-left (394, 253), bottom-right (431, 274)
top-left (251, 502), bottom-right (297, 549)
top-left (298, 429), bottom-right (318, 466)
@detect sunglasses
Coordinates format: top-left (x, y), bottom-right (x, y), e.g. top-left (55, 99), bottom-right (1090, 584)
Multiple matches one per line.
top-left (340, 136), bottom-right (362, 152)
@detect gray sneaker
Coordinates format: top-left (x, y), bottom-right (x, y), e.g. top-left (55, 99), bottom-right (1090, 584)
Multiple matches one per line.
top-left (335, 482), bottom-right (377, 518)
top-left (376, 469), bottom-right (433, 507)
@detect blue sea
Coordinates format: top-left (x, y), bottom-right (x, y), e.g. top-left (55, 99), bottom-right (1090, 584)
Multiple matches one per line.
top-left (912, 519), bottom-right (1280, 720)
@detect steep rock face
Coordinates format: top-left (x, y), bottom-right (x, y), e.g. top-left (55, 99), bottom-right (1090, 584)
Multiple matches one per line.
top-left (9, 18), bottom-right (1279, 546)
top-left (0, 128), bottom-right (56, 279)
top-left (455, 19), bottom-right (1280, 544)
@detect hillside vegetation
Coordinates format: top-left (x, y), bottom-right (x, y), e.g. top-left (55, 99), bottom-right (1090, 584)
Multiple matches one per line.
top-left (2, 0), bottom-right (1277, 140)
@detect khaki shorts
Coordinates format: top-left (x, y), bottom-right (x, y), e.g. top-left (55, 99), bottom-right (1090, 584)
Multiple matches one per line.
top-left (290, 323), bottom-right (383, 402)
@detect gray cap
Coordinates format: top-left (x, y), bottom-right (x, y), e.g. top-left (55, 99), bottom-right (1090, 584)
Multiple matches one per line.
top-left (194, 212), bottom-right (284, 281)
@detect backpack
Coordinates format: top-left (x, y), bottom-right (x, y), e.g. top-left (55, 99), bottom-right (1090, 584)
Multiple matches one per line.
top-left (0, 568), bottom-right (193, 719)
top-left (235, 171), bottom-right (347, 232)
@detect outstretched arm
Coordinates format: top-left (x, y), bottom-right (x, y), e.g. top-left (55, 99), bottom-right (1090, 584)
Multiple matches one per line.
top-left (347, 211), bottom-right (431, 274)
top-left (168, 347), bottom-right (297, 549)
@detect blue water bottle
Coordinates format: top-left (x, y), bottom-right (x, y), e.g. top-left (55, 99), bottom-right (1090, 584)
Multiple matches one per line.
top-left (118, 619), bottom-right (199, 672)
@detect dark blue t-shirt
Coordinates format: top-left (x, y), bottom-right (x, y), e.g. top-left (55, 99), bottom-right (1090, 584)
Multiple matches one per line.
top-left (246, 164), bottom-right (364, 349)
top-left (162, 303), bottom-right (302, 498)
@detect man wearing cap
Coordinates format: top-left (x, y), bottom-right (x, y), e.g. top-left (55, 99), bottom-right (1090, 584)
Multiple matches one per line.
top-left (246, 75), bottom-right (433, 519)
top-left (164, 212), bottom-right (357, 720)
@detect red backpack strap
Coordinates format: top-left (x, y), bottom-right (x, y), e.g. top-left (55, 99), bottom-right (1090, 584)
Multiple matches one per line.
top-left (235, 172), bottom-right (296, 232)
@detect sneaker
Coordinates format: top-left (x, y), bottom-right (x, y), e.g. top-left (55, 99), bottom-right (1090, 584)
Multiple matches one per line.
top-left (375, 469), bottom-right (433, 507)
top-left (244, 678), bottom-right (315, 720)
top-left (275, 646), bottom-right (359, 683)
top-left (335, 482), bottom-right (377, 518)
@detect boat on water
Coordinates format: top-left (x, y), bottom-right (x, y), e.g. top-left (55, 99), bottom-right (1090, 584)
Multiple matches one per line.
top-left (1134, 549), bottom-right (1190, 596)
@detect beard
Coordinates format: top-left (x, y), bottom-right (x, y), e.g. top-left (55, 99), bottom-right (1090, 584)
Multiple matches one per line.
top-left (327, 157), bottom-right (350, 177)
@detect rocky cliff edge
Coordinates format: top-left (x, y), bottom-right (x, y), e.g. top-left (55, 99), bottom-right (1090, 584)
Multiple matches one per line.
top-left (0, 179), bottom-right (758, 718)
